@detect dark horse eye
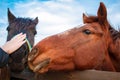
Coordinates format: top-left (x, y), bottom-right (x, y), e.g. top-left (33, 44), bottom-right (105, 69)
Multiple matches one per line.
top-left (6, 27), bottom-right (10, 31)
top-left (83, 29), bottom-right (92, 35)
top-left (34, 31), bottom-right (37, 35)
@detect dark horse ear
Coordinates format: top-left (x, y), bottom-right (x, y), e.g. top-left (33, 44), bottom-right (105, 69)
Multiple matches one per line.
top-left (33, 17), bottom-right (39, 25)
top-left (8, 8), bottom-right (16, 23)
top-left (97, 2), bottom-right (108, 28)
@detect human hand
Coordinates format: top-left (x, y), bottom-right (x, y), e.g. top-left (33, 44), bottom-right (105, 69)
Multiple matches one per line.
top-left (1, 33), bottom-right (26, 54)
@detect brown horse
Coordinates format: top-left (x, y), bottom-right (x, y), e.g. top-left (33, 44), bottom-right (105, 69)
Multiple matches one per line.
top-left (28, 2), bottom-right (117, 74)
top-left (0, 8), bottom-right (38, 80)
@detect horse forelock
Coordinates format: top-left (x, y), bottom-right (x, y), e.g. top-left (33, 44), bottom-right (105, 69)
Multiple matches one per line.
top-left (14, 18), bottom-right (33, 27)
top-left (9, 17), bottom-right (36, 34)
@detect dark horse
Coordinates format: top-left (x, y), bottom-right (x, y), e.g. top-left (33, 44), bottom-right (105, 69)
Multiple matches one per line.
top-left (28, 2), bottom-right (119, 76)
top-left (0, 8), bottom-right (38, 80)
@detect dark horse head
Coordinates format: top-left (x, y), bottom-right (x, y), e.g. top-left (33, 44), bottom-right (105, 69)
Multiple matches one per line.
top-left (6, 8), bottom-right (38, 73)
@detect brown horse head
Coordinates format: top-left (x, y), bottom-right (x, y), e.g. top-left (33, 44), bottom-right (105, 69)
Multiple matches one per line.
top-left (28, 2), bottom-right (115, 73)
top-left (7, 8), bottom-right (38, 73)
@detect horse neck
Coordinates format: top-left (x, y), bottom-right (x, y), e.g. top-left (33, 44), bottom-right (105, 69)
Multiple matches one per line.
top-left (109, 26), bottom-right (120, 59)
top-left (109, 38), bottom-right (120, 59)
top-left (108, 38), bottom-right (120, 71)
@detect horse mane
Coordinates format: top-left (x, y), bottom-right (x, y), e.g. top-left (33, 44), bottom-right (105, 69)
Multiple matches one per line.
top-left (109, 25), bottom-right (120, 41)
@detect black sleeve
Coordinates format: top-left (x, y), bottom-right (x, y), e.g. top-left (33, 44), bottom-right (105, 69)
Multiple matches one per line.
top-left (0, 48), bottom-right (9, 67)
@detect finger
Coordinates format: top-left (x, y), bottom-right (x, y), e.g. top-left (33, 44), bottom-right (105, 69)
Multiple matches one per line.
top-left (13, 34), bottom-right (26, 42)
top-left (15, 33), bottom-right (23, 38)
top-left (18, 34), bottom-right (26, 41)
top-left (11, 33), bottom-right (23, 40)
top-left (17, 40), bottom-right (27, 47)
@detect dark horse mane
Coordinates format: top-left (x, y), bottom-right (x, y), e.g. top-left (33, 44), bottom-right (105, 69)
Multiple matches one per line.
top-left (109, 26), bottom-right (120, 41)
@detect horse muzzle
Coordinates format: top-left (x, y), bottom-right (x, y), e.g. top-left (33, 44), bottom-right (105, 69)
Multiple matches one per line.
top-left (28, 48), bottom-right (50, 73)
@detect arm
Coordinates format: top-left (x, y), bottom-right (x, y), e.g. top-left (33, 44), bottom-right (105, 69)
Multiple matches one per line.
top-left (0, 48), bottom-right (9, 67)
top-left (0, 33), bottom-right (26, 67)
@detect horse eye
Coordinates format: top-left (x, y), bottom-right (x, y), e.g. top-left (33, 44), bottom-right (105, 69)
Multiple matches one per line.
top-left (6, 27), bottom-right (10, 31)
top-left (34, 31), bottom-right (37, 35)
top-left (83, 29), bottom-right (91, 35)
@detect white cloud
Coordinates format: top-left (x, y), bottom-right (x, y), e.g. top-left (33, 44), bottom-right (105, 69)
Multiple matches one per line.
top-left (0, 0), bottom-right (120, 46)
top-left (57, 0), bottom-right (74, 2)
top-left (11, 0), bottom-right (85, 44)
top-left (0, 26), bottom-right (7, 46)
top-left (107, 3), bottom-right (120, 29)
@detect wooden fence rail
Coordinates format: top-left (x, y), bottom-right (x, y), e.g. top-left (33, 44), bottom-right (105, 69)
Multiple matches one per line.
top-left (11, 70), bottom-right (120, 80)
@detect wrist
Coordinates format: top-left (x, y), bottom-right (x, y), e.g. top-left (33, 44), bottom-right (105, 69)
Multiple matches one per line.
top-left (1, 46), bottom-right (10, 54)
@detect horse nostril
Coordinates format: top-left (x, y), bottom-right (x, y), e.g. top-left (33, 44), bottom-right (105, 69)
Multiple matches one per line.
top-left (28, 48), bottom-right (39, 61)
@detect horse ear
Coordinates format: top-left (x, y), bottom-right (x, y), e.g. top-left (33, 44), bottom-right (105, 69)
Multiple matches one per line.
top-left (83, 13), bottom-right (98, 23)
top-left (83, 13), bottom-right (88, 23)
top-left (97, 2), bottom-right (107, 25)
top-left (33, 17), bottom-right (38, 24)
top-left (8, 8), bottom-right (16, 23)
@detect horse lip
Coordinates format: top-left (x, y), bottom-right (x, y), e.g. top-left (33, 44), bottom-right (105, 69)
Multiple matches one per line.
top-left (33, 58), bottom-right (50, 72)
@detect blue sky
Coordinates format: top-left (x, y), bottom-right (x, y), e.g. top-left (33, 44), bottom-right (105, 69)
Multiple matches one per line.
top-left (0, 0), bottom-right (120, 46)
